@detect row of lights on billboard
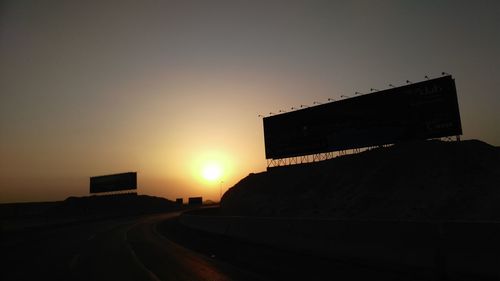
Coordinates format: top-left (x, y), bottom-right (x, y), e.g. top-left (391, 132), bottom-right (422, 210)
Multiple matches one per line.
top-left (258, 72), bottom-right (451, 118)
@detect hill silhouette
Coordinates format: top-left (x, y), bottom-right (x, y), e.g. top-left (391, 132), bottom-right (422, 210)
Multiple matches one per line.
top-left (221, 140), bottom-right (500, 220)
top-left (1, 194), bottom-right (179, 231)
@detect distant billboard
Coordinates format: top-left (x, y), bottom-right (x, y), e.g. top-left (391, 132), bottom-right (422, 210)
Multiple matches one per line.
top-left (89, 172), bottom-right (137, 194)
top-left (263, 76), bottom-right (462, 159)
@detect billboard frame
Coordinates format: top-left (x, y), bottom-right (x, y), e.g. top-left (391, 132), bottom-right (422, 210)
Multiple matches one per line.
top-left (89, 172), bottom-right (137, 194)
top-left (262, 76), bottom-right (462, 161)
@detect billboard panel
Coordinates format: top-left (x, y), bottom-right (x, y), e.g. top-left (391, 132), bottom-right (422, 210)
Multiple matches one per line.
top-left (90, 172), bottom-right (137, 193)
top-left (263, 76), bottom-right (462, 159)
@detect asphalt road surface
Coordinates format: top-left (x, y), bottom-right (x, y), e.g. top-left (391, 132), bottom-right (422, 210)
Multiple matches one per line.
top-left (2, 211), bottom-right (264, 281)
top-left (3, 210), bottom-right (430, 281)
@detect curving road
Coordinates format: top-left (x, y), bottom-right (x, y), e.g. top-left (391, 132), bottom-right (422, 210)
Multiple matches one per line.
top-left (3, 211), bottom-right (265, 281)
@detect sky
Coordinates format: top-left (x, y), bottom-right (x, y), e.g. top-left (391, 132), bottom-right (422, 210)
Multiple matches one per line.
top-left (1, 0), bottom-right (499, 203)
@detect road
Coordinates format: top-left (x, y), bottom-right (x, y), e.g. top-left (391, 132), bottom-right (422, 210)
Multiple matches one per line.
top-left (3, 210), bottom-right (433, 281)
top-left (2, 211), bottom-right (265, 281)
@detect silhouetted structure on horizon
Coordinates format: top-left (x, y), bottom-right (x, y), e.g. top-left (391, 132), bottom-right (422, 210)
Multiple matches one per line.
top-left (90, 172), bottom-right (137, 194)
top-left (262, 75), bottom-right (462, 168)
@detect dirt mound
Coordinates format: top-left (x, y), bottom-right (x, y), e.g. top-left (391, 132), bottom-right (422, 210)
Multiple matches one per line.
top-left (1, 194), bottom-right (177, 220)
top-left (221, 140), bottom-right (500, 220)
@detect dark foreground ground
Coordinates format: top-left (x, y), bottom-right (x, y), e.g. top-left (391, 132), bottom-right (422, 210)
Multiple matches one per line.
top-left (2, 211), bottom-right (262, 281)
top-left (158, 216), bottom-right (442, 281)
top-left (2, 208), bottom-right (452, 281)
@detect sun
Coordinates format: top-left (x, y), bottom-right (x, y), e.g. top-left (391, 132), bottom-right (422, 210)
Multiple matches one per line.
top-left (201, 163), bottom-right (222, 181)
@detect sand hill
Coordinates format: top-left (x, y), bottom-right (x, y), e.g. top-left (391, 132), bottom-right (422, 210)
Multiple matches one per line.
top-left (221, 140), bottom-right (500, 220)
top-left (0, 194), bottom-right (178, 221)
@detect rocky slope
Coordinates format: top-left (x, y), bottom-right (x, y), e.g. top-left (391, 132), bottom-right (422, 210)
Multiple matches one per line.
top-left (221, 140), bottom-right (500, 220)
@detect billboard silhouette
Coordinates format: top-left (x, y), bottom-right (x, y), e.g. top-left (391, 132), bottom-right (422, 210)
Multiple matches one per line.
top-left (263, 76), bottom-right (462, 159)
top-left (90, 172), bottom-right (137, 193)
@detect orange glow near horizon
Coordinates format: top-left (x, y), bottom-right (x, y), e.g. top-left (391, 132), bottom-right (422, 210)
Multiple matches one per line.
top-left (190, 150), bottom-right (233, 184)
top-left (1, 2), bottom-right (499, 204)
top-left (201, 163), bottom-right (222, 182)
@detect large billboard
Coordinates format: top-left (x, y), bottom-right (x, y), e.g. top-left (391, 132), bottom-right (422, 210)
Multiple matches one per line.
top-left (263, 76), bottom-right (462, 159)
top-left (90, 172), bottom-right (137, 193)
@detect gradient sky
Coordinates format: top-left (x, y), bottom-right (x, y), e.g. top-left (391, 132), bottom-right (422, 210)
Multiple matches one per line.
top-left (1, 0), bottom-right (499, 203)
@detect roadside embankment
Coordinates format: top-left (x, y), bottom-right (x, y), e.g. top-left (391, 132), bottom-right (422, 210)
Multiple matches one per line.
top-left (221, 140), bottom-right (500, 220)
top-left (180, 210), bottom-right (500, 280)
top-left (0, 194), bottom-right (180, 232)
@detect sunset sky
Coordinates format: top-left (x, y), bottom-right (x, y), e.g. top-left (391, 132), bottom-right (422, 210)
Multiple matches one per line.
top-left (1, 0), bottom-right (499, 203)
